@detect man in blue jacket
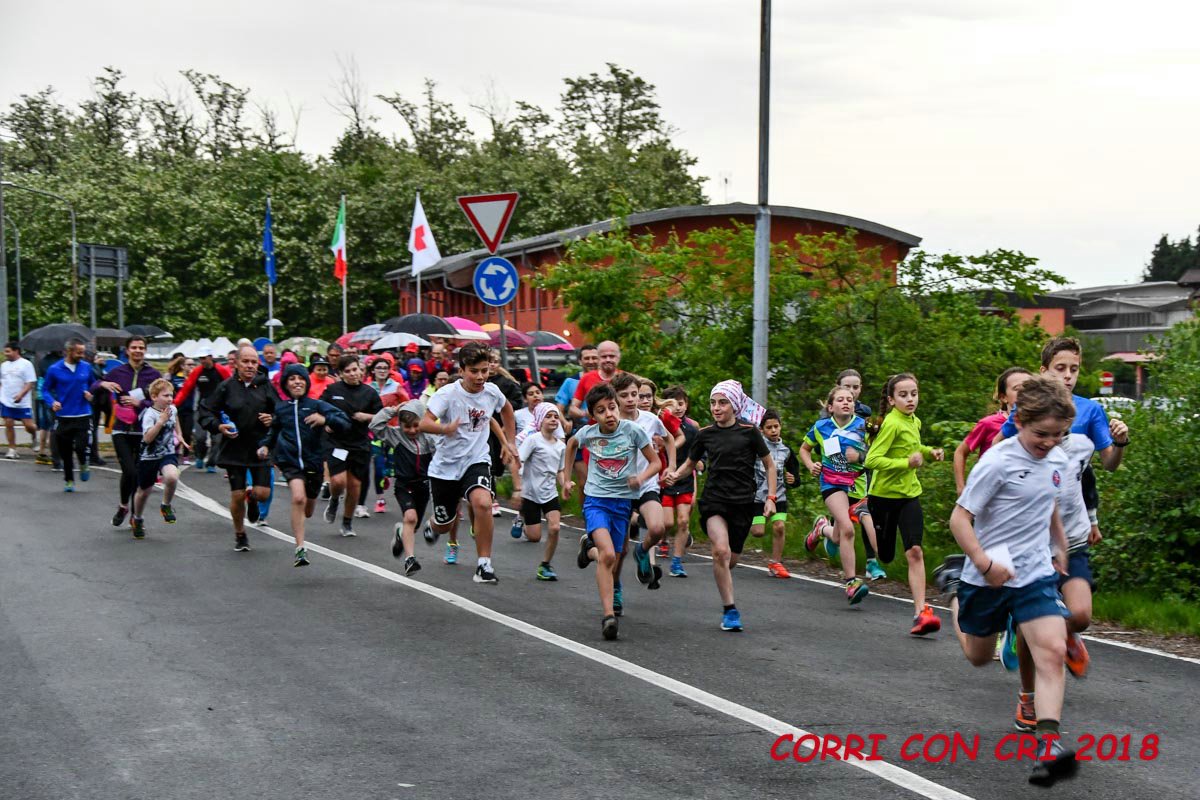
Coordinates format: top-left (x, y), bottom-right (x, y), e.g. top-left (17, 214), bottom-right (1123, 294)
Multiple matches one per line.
top-left (258, 363), bottom-right (350, 567)
top-left (41, 338), bottom-right (94, 492)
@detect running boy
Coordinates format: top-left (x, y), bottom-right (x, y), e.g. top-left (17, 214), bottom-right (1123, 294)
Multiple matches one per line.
top-left (563, 383), bottom-right (659, 640)
top-left (751, 409), bottom-right (800, 579)
top-left (371, 399), bottom-right (438, 576)
top-left (864, 373), bottom-right (944, 635)
top-left (258, 363), bottom-right (351, 566)
top-left (665, 381), bottom-right (775, 632)
top-left (933, 375), bottom-right (1078, 786)
top-left (516, 402), bottom-right (567, 581)
top-left (800, 387), bottom-right (871, 604)
top-left (660, 385), bottom-right (700, 577)
top-left (131, 379), bottom-right (187, 539)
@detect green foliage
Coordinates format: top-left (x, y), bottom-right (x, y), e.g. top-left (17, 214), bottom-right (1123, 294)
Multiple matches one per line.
top-left (1091, 591), bottom-right (1200, 638)
top-left (1, 64), bottom-right (704, 339)
top-left (1095, 320), bottom-right (1200, 600)
top-left (1142, 230), bottom-right (1200, 282)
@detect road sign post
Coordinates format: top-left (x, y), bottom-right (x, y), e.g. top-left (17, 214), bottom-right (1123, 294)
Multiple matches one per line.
top-left (1100, 371), bottom-right (1114, 396)
top-left (460, 192), bottom-right (521, 369)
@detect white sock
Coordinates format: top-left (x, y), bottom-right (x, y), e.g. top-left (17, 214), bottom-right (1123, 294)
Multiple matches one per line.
top-left (478, 556), bottom-right (492, 569)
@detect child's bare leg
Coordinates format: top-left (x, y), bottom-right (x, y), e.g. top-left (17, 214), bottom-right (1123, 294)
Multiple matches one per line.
top-left (543, 511), bottom-right (560, 563)
top-left (289, 478), bottom-right (308, 547)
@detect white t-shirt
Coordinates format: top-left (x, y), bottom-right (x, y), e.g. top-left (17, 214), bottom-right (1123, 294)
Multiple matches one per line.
top-left (1057, 432), bottom-right (1096, 549)
top-left (519, 433), bottom-right (566, 504)
top-left (1, 357), bottom-right (37, 408)
top-left (426, 380), bottom-right (507, 480)
top-left (956, 436), bottom-right (1069, 588)
top-left (629, 409), bottom-right (668, 494)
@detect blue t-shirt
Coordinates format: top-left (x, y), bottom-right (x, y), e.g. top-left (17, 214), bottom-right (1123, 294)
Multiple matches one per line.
top-left (999, 394), bottom-right (1113, 451)
top-left (555, 377), bottom-right (580, 411)
top-left (803, 415), bottom-right (868, 495)
top-left (576, 419), bottom-right (651, 500)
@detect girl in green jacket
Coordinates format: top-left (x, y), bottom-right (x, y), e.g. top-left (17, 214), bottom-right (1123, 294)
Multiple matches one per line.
top-left (865, 373), bottom-right (945, 636)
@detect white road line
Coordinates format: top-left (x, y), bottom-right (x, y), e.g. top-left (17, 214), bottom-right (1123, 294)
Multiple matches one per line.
top-left (171, 480), bottom-right (973, 800)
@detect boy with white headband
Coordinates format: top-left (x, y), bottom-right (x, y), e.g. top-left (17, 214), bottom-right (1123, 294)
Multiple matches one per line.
top-left (666, 380), bottom-right (775, 631)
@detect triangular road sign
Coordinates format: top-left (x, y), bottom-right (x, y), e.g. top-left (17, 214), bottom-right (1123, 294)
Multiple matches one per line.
top-left (457, 192), bottom-right (520, 254)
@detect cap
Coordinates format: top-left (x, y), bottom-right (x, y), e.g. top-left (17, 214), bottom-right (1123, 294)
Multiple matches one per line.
top-left (310, 355), bottom-right (331, 368)
top-left (404, 343), bottom-right (420, 353)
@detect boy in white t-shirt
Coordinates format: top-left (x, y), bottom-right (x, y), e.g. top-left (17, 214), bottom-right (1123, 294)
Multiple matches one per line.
top-left (420, 343), bottom-right (517, 585)
top-left (516, 402), bottom-right (567, 581)
top-left (933, 376), bottom-right (1078, 787)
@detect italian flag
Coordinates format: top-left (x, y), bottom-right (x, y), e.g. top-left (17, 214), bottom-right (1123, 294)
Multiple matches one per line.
top-left (330, 197), bottom-right (347, 284)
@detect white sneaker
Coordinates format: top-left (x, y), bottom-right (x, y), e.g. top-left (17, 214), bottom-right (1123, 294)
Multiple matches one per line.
top-left (4, 449), bottom-right (17, 460)
top-left (353, 504), bottom-right (370, 519)
top-left (491, 502), bottom-right (502, 517)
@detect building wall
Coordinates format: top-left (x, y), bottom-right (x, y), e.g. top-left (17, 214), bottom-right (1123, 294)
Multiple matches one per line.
top-left (1016, 307), bottom-right (1067, 334)
top-left (396, 212), bottom-right (911, 342)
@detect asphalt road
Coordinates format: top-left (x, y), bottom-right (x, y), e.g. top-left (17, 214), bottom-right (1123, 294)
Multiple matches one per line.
top-left (1, 459), bottom-right (1196, 800)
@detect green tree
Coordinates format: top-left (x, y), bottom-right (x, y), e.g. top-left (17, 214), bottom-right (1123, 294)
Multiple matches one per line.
top-left (1143, 232), bottom-right (1195, 282)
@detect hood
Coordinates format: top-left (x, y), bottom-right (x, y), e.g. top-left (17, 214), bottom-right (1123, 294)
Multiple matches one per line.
top-left (282, 362), bottom-right (311, 397)
top-left (400, 398), bottom-right (427, 417)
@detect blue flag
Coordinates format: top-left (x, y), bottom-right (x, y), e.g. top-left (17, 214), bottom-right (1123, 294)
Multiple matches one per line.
top-left (263, 197), bottom-right (276, 285)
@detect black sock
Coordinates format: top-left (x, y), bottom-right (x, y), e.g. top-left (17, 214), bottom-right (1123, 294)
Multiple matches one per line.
top-left (540, 561), bottom-right (550, 568)
top-left (1035, 719), bottom-right (1060, 736)
top-left (723, 604), bottom-right (736, 613)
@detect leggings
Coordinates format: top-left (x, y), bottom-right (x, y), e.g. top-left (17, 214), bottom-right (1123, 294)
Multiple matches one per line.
top-left (54, 416), bottom-right (91, 482)
top-left (113, 433), bottom-right (141, 506)
top-left (866, 496), bottom-right (924, 563)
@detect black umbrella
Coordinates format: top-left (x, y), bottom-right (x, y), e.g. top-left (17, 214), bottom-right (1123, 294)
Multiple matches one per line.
top-left (124, 324), bottom-right (173, 340)
top-left (381, 314), bottom-right (458, 337)
top-left (19, 323), bottom-right (94, 353)
top-left (93, 327), bottom-right (133, 346)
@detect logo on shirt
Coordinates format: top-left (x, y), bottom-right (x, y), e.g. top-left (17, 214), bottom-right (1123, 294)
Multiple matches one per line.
top-left (1051, 470), bottom-right (1061, 487)
top-left (467, 407), bottom-right (487, 431)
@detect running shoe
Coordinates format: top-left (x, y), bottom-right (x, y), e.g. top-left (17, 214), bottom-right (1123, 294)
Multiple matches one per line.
top-left (510, 517), bottom-right (524, 539)
top-left (993, 636), bottom-right (1004, 662)
top-left (353, 504), bottom-right (370, 519)
top-left (424, 522), bottom-right (438, 545)
top-left (381, 477), bottom-right (391, 490)
top-left (339, 522), bottom-right (356, 537)
top-left (3, 449), bottom-right (15, 460)
top-left (657, 540), bottom-right (669, 558)
top-left (865, 558), bottom-right (887, 581)
top-left (473, 564), bottom-right (499, 584)
top-left (323, 498), bottom-right (339, 524)
top-left (602, 615), bottom-right (619, 641)
top-left (933, 554), bottom-right (966, 598)
top-left (910, 605), bottom-right (941, 635)
top-left (89, 456), bottom-right (106, 467)
top-left (374, 498), bottom-right (387, 514)
top-left (444, 542), bottom-right (458, 564)
top-left (294, 547), bottom-right (309, 567)
top-left (670, 557), bottom-right (687, 578)
top-left (160, 504), bottom-right (176, 524)
top-left (1065, 633), bottom-right (1090, 678)
top-left (648, 565), bottom-right (663, 591)
top-left (63, 481), bottom-right (75, 493)
top-left (392, 524), bottom-right (405, 559)
top-left (256, 516), bottom-right (269, 527)
top-left (577, 534), bottom-right (593, 569)
top-left (52, 461), bottom-right (62, 471)
top-left (823, 536), bottom-right (840, 560)
top-left (686, 533), bottom-right (693, 548)
top-left (234, 533), bottom-right (251, 552)
top-left (845, 577), bottom-right (869, 604)
top-left (491, 501), bottom-right (502, 517)
top-left (194, 457), bottom-right (204, 469)
top-left (35, 453), bottom-right (52, 465)
top-left (79, 466), bottom-right (90, 481)
top-left (319, 481), bottom-right (331, 500)
top-left (404, 556), bottom-right (421, 576)
top-left (805, 516), bottom-right (828, 553)
top-left (721, 608), bottom-right (744, 631)
top-left (613, 588), bottom-right (623, 617)
top-left (246, 491), bottom-right (260, 523)
top-left (767, 561), bottom-right (791, 579)
top-left (536, 563), bottom-right (558, 581)
top-left (112, 505), bottom-right (129, 527)
top-left (1014, 691), bottom-right (1036, 732)
top-left (1000, 615), bottom-right (1019, 672)
top-left (632, 542), bottom-right (653, 584)
top-left (469, 526), bottom-right (476, 538)
top-left (131, 518), bottom-right (145, 538)
top-left (205, 464), bottom-right (216, 473)
top-left (1028, 738), bottom-right (1078, 787)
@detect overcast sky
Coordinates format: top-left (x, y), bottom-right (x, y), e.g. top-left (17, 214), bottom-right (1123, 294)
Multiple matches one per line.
top-left (3, 0), bottom-right (1198, 288)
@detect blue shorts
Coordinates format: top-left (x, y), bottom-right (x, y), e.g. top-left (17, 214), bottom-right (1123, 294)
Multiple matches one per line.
top-left (1059, 546), bottom-right (1095, 590)
top-left (1, 404), bottom-right (33, 420)
top-left (582, 496), bottom-right (632, 554)
top-left (957, 575), bottom-right (1069, 637)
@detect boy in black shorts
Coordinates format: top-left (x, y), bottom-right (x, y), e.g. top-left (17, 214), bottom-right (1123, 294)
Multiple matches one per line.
top-left (665, 380), bottom-right (775, 632)
top-left (371, 399), bottom-right (439, 576)
top-left (258, 363), bottom-right (351, 566)
top-left (130, 379), bottom-right (187, 539)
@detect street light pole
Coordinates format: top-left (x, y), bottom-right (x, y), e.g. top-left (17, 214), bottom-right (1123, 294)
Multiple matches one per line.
top-left (1, 140), bottom-right (9, 343)
top-left (3, 216), bottom-right (20, 339)
top-left (0, 180), bottom-right (79, 324)
top-left (751, 0), bottom-right (772, 403)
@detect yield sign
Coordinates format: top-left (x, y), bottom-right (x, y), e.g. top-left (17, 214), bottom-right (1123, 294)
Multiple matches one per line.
top-left (457, 192), bottom-right (520, 253)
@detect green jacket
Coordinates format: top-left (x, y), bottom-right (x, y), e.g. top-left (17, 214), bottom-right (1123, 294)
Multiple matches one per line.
top-left (865, 408), bottom-right (935, 498)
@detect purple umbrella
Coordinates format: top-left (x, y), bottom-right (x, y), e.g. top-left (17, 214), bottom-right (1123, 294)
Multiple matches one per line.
top-left (489, 328), bottom-right (534, 348)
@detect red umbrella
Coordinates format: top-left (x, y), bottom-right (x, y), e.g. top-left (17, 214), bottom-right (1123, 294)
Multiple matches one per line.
top-left (335, 331), bottom-right (358, 349)
top-left (489, 328), bottom-right (534, 348)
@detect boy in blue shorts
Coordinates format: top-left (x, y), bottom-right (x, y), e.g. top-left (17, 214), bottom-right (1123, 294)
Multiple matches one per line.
top-left (563, 383), bottom-right (659, 641)
top-left (934, 375), bottom-right (1078, 786)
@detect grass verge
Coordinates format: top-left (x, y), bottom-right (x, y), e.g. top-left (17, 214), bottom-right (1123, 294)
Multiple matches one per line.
top-left (1092, 591), bottom-right (1200, 638)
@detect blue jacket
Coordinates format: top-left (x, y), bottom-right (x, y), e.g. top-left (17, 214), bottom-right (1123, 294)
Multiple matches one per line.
top-left (41, 358), bottom-right (94, 417)
top-left (260, 364), bottom-right (351, 472)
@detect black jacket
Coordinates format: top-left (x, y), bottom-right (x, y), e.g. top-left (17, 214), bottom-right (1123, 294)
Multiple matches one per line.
top-left (199, 372), bottom-right (276, 467)
top-left (260, 364), bottom-right (351, 472)
top-left (320, 380), bottom-right (382, 453)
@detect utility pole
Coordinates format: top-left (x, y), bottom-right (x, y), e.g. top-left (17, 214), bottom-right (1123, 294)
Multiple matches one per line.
top-left (1, 139), bottom-right (9, 343)
top-left (751, 0), bottom-right (772, 403)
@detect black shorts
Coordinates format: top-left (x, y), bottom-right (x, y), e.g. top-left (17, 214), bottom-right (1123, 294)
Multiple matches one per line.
top-left (136, 454), bottom-right (178, 489)
top-left (867, 496), bottom-right (924, 563)
top-left (1059, 546), bottom-right (1095, 590)
top-left (279, 465), bottom-right (323, 500)
top-left (229, 465), bottom-right (272, 492)
top-left (395, 481), bottom-right (431, 520)
top-left (698, 499), bottom-right (757, 555)
top-left (429, 462), bottom-right (493, 526)
top-left (520, 496), bottom-right (561, 525)
top-left (636, 490), bottom-right (661, 510)
top-left (327, 447), bottom-right (371, 481)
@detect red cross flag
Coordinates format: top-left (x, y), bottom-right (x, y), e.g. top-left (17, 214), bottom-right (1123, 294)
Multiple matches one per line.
top-left (409, 193), bottom-right (442, 275)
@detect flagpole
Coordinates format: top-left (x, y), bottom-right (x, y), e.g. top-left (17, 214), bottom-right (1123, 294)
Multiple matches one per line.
top-left (266, 195), bottom-right (275, 341)
top-left (341, 194), bottom-right (348, 336)
top-left (416, 273), bottom-right (421, 314)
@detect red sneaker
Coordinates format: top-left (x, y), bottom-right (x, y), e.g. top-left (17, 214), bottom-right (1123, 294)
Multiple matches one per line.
top-left (805, 516), bottom-right (828, 553)
top-left (1014, 691), bottom-right (1036, 732)
top-left (1065, 633), bottom-right (1090, 678)
top-left (910, 605), bottom-right (941, 635)
top-left (767, 561), bottom-right (791, 579)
